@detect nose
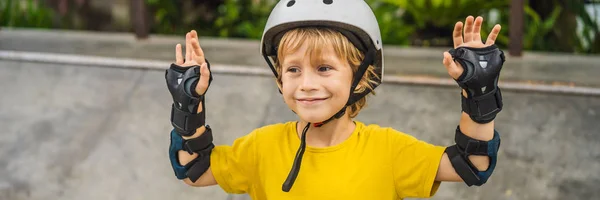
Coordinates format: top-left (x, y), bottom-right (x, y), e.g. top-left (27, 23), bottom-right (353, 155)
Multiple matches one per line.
top-left (299, 70), bottom-right (318, 92)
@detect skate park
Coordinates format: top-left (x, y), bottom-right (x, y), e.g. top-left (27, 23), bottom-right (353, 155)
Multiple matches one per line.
top-left (0, 28), bottom-right (599, 200)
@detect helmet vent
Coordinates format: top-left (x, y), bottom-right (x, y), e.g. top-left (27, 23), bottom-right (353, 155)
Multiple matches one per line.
top-left (287, 0), bottom-right (295, 7)
top-left (323, 0), bottom-right (333, 5)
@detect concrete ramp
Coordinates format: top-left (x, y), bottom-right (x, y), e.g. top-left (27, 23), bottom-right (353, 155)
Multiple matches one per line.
top-left (1, 59), bottom-right (599, 200)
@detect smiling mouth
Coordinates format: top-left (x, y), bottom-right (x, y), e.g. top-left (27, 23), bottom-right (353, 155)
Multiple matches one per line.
top-left (297, 98), bottom-right (328, 105)
top-left (297, 98), bottom-right (328, 101)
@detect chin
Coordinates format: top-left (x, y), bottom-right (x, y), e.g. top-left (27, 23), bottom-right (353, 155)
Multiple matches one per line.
top-left (296, 110), bottom-right (333, 123)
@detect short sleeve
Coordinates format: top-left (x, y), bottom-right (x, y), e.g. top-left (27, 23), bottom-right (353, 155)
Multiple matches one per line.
top-left (210, 129), bottom-right (258, 194)
top-left (388, 129), bottom-right (446, 198)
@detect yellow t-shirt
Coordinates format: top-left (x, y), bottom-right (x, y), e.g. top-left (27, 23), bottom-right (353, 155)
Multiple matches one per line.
top-left (210, 121), bottom-right (446, 200)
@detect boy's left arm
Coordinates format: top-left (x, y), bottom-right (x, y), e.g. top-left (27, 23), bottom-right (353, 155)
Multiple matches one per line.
top-left (435, 99), bottom-right (495, 182)
top-left (436, 16), bottom-right (504, 185)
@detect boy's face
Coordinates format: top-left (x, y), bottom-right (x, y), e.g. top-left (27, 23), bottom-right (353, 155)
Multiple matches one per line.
top-left (279, 43), bottom-right (353, 123)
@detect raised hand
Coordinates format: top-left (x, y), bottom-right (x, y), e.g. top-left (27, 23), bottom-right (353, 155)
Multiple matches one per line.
top-left (441, 16), bottom-right (505, 124)
top-left (442, 16), bottom-right (502, 80)
top-left (175, 30), bottom-right (211, 98)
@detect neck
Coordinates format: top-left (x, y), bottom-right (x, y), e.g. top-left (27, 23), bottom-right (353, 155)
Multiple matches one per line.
top-left (297, 111), bottom-right (356, 148)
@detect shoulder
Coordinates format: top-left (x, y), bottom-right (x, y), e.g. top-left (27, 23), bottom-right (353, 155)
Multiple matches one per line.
top-left (256, 121), bottom-right (294, 132)
top-left (253, 121), bottom-right (295, 135)
top-left (355, 121), bottom-right (420, 146)
top-left (247, 121), bottom-right (296, 142)
top-left (355, 121), bottom-right (403, 138)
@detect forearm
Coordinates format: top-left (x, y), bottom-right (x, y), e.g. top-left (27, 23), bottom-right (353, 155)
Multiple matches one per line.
top-left (435, 91), bottom-right (495, 182)
top-left (176, 102), bottom-right (217, 186)
top-left (459, 90), bottom-right (494, 171)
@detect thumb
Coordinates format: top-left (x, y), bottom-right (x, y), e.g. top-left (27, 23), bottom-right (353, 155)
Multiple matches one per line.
top-left (443, 52), bottom-right (464, 80)
top-left (195, 63), bottom-right (211, 95)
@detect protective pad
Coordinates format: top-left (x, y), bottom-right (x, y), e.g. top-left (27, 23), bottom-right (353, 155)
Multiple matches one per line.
top-left (449, 45), bottom-right (505, 123)
top-left (169, 129), bottom-right (214, 182)
top-left (184, 125), bottom-right (214, 154)
top-left (445, 126), bottom-right (501, 186)
top-left (165, 60), bottom-right (214, 136)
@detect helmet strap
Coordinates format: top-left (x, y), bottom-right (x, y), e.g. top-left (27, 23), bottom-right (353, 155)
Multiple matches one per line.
top-left (263, 55), bottom-right (283, 94)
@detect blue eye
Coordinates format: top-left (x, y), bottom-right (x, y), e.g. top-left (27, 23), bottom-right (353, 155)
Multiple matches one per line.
top-left (318, 66), bottom-right (332, 72)
top-left (287, 67), bottom-right (300, 73)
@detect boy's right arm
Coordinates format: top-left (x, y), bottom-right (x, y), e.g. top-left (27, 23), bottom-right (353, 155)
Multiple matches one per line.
top-left (167, 30), bottom-right (217, 187)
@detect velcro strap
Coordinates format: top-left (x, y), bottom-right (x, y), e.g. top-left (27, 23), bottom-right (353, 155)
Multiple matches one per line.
top-left (347, 47), bottom-right (376, 106)
top-left (171, 103), bottom-right (206, 137)
top-left (184, 126), bottom-right (213, 154)
top-left (461, 87), bottom-right (503, 124)
top-left (445, 145), bottom-right (481, 186)
top-left (454, 126), bottom-right (488, 155)
top-left (185, 145), bottom-right (214, 182)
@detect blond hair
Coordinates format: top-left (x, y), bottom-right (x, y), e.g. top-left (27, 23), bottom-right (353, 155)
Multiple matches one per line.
top-left (273, 27), bottom-right (379, 118)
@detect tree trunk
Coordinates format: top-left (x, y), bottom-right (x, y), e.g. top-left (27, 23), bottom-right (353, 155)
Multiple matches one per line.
top-left (130, 0), bottom-right (150, 39)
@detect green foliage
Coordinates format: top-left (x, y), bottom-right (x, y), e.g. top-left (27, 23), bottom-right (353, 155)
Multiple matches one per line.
top-left (145, 0), bottom-right (275, 39)
top-left (366, 0), bottom-right (414, 45)
top-left (213, 0), bottom-right (276, 39)
top-left (145, 0), bottom-right (186, 34)
top-left (566, 0), bottom-right (600, 53)
top-left (481, 4), bottom-right (562, 51)
top-left (142, 0), bottom-right (599, 53)
top-left (5, 0), bottom-right (597, 54)
top-left (381, 0), bottom-right (509, 29)
top-left (483, 0), bottom-right (599, 54)
top-left (1, 0), bottom-right (55, 28)
top-left (376, 0), bottom-right (510, 46)
top-left (523, 4), bottom-right (562, 50)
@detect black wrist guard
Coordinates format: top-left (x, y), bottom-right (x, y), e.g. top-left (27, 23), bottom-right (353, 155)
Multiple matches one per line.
top-left (165, 60), bottom-right (213, 137)
top-left (449, 45), bottom-right (505, 123)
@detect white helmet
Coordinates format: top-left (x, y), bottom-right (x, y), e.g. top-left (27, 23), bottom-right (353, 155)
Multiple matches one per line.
top-left (260, 0), bottom-right (385, 101)
top-left (259, 0), bottom-right (385, 192)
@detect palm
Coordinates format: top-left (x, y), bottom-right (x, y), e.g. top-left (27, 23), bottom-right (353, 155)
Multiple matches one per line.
top-left (443, 16), bottom-right (502, 80)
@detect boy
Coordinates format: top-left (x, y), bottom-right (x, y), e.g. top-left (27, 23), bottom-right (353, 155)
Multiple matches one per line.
top-left (165, 0), bottom-right (504, 199)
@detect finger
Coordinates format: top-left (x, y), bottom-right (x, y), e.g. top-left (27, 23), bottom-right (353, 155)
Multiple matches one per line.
top-left (190, 30), bottom-right (205, 63)
top-left (463, 16), bottom-right (475, 42)
top-left (473, 16), bottom-right (483, 43)
top-left (185, 32), bottom-right (192, 62)
top-left (443, 52), bottom-right (463, 79)
top-left (485, 24), bottom-right (502, 46)
top-left (175, 44), bottom-right (184, 65)
top-left (195, 62), bottom-right (211, 95)
top-left (453, 21), bottom-right (464, 48)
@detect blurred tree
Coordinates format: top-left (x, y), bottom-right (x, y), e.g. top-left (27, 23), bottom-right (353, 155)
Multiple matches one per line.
top-left (131, 0), bottom-right (150, 39)
top-left (530, 0), bottom-right (576, 52)
top-left (378, 0), bottom-right (510, 47)
top-left (1, 0), bottom-right (55, 28)
top-left (5, 0), bottom-right (595, 54)
top-left (43, 0), bottom-right (114, 30)
top-left (212, 0), bottom-right (276, 38)
top-left (145, 0), bottom-right (225, 35)
top-left (497, 0), bottom-right (599, 53)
